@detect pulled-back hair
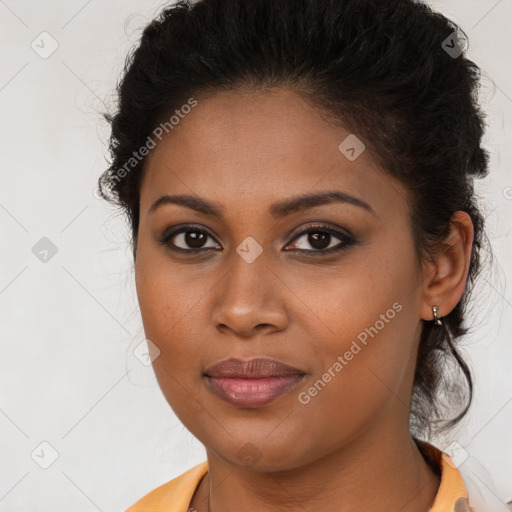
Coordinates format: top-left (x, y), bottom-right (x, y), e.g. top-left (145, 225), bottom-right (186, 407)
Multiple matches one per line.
top-left (98, 0), bottom-right (491, 439)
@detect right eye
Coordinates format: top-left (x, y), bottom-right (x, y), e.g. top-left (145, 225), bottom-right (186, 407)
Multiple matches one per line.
top-left (157, 226), bottom-right (222, 252)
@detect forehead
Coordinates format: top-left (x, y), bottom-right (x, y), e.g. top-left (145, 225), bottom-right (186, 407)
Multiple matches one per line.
top-left (140, 88), bottom-right (407, 218)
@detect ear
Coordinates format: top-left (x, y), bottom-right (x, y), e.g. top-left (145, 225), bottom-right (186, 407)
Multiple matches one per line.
top-left (420, 211), bottom-right (474, 322)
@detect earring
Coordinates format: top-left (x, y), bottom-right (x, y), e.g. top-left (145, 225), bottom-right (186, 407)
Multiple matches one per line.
top-left (432, 305), bottom-right (443, 326)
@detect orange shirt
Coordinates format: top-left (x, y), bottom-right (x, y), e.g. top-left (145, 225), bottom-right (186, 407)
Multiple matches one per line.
top-left (125, 443), bottom-right (470, 512)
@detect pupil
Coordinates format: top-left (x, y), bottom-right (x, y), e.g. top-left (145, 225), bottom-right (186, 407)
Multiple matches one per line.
top-left (186, 231), bottom-right (205, 248)
top-left (309, 232), bottom-right (330, 250)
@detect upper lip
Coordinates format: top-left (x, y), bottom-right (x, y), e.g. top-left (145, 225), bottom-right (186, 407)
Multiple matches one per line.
top-left (204, 357), bottom-right (307, 378)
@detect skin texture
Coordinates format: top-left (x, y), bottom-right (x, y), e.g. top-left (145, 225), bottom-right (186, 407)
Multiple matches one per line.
top-left (135, 87), bottom-right (474, 511)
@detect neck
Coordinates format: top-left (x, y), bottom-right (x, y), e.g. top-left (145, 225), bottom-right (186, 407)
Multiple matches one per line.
top-left (191, 424), bottom-right (440, 512)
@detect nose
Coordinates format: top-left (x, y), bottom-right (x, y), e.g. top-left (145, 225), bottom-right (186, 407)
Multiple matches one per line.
top-left (210, 250), bottom-right (288, 339)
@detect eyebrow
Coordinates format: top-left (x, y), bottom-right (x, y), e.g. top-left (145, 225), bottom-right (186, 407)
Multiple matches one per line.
top-left (148, 190), bottom-right (376, 218)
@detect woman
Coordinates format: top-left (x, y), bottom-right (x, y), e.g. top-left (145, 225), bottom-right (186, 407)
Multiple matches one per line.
top-left (98, 0), bottom-right (506, 510)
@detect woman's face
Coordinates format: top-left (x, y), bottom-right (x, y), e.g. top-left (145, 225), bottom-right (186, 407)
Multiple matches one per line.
top-left (135, 87), bottom-right (429, 471)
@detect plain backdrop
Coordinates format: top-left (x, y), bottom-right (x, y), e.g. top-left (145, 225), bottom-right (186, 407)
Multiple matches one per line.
top-left (1, 0), bottom-right (511, 510)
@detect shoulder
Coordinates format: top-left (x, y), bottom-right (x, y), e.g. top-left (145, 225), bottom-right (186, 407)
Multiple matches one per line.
top-left (417, 439), bottom-right (510, 512)
top-left (457, 456), bottom-right (511, 512)
top-left (125, 461), bottom-right (208, 512)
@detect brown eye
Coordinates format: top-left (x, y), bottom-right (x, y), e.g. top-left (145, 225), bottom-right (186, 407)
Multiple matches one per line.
top-left (182, 230), bottom-right (208, 249)
top-left (305, 232), bottom-right (331, 250)
top-left (159, 227), bottom-right (221, 252)
top-left (285, 224), bottom-right (355, 254)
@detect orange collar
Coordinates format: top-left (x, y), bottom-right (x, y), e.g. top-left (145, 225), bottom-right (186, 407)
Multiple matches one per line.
top-left (126, 461), bottom-right (208, 512)
top-left (421, 441), bottom-right (470, 511)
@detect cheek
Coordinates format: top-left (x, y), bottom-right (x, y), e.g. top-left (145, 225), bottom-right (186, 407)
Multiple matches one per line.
top-left (290, 234), bottom-right (416, 348)
top-left (135, 253), bottom-right (203, 376)
top-left (136, 238), bottom-right (193, 331)
top-left (294, 235), bottom-right (420, 408)
top-left (292, 303), bottom-right (417, 457)
top-left (135, 262), bottom-right (206, 420)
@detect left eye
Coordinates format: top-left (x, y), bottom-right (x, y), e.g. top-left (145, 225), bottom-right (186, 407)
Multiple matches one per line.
top-left (285, 226), bottom-right (353, 253)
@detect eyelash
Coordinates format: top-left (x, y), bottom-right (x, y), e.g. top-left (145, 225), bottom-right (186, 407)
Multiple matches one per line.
top-left (157, 223), bottom-right (356, 256)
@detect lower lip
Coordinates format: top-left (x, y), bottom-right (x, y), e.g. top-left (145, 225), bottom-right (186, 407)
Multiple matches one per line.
top-left (205, 375), bottom-right (305, 408)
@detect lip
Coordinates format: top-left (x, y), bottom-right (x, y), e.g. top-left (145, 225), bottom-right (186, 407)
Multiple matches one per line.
top-left (203, 357), bottom-right (307, 408)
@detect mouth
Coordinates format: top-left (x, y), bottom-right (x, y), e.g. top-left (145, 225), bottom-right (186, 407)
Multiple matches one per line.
top-left (203, 357), bottom-right (307, 408)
